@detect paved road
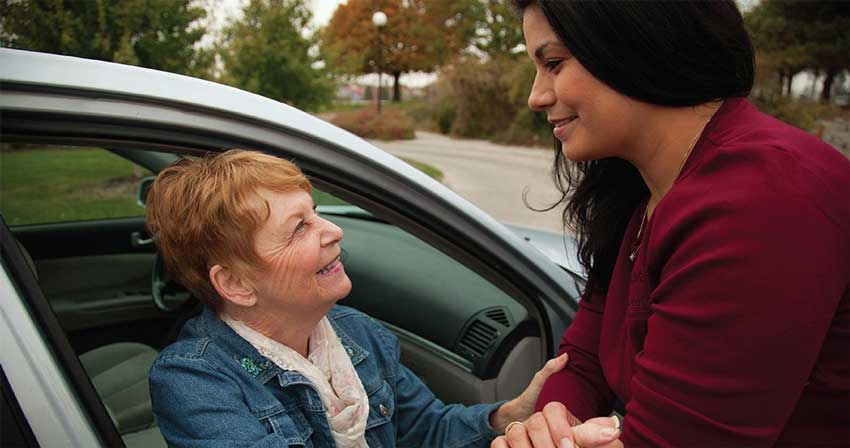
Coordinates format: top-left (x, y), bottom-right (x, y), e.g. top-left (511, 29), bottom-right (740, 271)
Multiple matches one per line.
top-left (369, 131), bottom-right (565, 233)
top-left (817, 118), bottom-right (850, 157)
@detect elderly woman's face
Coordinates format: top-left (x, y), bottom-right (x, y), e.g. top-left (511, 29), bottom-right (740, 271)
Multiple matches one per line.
top-left (523, 5), bottom-right (645, 162)
top-left (249, 188), bottom-right (351, 315)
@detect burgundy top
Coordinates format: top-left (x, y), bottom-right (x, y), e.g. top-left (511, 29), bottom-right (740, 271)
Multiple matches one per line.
top-left (536, 98), bottom-right (849, 447)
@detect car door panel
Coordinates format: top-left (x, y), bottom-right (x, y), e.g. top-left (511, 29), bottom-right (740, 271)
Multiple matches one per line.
top-left (12, 218), bottom-right (172, 352)
top-left (37, 254), bottom-right (155, 330)
top-left (13, 217), bottom-right (153, 259)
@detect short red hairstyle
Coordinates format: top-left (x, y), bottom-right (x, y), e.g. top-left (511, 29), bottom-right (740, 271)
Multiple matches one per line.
top-left (145, 150), bottom-right (311, 308)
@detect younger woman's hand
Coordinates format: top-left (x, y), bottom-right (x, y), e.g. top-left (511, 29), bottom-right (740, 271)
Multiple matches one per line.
top-left (489, 353), bottom-right (575, 433)
top-left (491, 402), bottom-right (622, 448)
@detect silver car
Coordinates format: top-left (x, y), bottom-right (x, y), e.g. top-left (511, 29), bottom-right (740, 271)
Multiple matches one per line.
top-left (0, 48), bottom-right (583, 447)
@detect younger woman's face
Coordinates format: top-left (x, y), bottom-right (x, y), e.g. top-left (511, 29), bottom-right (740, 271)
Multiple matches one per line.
top-left (523, 5), bottom-right (647, 162)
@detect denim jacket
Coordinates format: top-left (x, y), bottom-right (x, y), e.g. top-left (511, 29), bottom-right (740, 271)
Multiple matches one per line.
top-left (149, 305), bottom-right (504, 447)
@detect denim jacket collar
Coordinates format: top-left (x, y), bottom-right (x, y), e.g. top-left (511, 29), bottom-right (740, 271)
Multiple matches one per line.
top-left (194, 306), bottom-right (370, 387)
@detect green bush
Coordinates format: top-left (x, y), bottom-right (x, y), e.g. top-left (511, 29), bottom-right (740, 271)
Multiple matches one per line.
top-left (417, 56), bottom-right (551, 147)
top-left (403, 100), bottom-right (438, 132)
top-left (752, 95), bottom-right (849, 133)
top-left (494, 61), bottom-right (552, 146)
top-left (436, 103), bottom-right (457, 135)
top-left (496, 108), bottom-right (553, 147)
top-left (443, 57), bottom-right (518, 137)
top-left (408, 77), bottom-right (455, 134)
top-left (752, 96), bottom-right (817, 131)
top-left (330, 106), bottom-right (415, 140)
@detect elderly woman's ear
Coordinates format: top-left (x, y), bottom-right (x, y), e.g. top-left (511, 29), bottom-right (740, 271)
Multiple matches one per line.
top-left (209, 264), bottom-right (257, 308)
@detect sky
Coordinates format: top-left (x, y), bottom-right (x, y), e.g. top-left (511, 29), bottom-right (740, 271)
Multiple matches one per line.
top-left (310, 0), bottom-right (348, 28)
top-left (210, 0), bottom-right (344, 30)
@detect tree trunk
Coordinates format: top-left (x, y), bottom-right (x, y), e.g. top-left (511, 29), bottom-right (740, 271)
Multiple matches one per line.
top-left (392, 72), bottom-right (402, 102)
top-left (778, 70), bottom-right (786, 96)
top-left (786, 71), bottom-right (797, 97)
top-left (808, 70), bottom-right (820, 98)
top-left (821, 68), bottom-right (836, 102)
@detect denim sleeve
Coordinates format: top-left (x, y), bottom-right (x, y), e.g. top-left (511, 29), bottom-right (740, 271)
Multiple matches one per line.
top-left (368, 321), bottom-right (506, 448)
top-left (394, 363), bottom-right (507, 448)
top-left (149, 355), bottom-right (286, 448)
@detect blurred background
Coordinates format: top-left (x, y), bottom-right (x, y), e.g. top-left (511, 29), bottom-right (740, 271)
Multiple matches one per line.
top-left (2, 0), bottom-right (846, 153)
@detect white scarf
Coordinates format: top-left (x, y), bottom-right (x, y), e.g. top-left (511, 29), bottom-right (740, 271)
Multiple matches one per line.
top-left (222, 314), bottom-right (370, 448)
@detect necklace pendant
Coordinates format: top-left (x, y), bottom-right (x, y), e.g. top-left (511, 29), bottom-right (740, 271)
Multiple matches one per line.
top-left (629, 248), bottom-right (638, 262)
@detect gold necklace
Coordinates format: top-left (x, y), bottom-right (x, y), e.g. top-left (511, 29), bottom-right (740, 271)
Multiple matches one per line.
top-left (628, 117), bottom-right (711, 262)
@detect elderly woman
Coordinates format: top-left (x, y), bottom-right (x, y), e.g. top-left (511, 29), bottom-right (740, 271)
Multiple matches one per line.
top-left (146, 150), bottom-right (616, 448)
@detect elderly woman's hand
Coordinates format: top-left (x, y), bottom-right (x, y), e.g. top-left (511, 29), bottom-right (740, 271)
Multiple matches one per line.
top-left (491, 402), bottom-right (622, 448)
top-left (489, 353), bottom-right (574, 433)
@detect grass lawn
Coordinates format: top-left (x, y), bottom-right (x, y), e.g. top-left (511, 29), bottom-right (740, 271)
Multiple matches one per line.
top-left (1, 148), bottom-right (445, 226)
top-left (401, 157), bottom-right (444, 182)
top-left (0, 147), bottom-right (151, 226)
top-left (319, 99), bottom-right (423, 114)
top-left (317, 102), bottom-right (367, 113)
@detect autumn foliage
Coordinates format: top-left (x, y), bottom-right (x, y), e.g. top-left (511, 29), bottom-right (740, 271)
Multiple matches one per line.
top-left (322, 0), bottom-right (477, 101)
top-left (330, 107), bottom-right (416, 140)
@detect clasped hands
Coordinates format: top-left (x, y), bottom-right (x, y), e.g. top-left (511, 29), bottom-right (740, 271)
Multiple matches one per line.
top-left (492, 402), bottom-right (622, 448)
top-left (489, 353), bottom-right (623, 448)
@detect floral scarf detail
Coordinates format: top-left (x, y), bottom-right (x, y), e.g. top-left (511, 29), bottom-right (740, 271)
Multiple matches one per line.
top-left (222, 314), bottom-right (370, 448)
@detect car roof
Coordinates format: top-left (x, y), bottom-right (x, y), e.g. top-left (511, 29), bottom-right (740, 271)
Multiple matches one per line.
top-left (0, 50), bottom-right (454, 220)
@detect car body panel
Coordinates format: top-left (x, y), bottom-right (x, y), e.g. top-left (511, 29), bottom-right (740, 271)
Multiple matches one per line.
top-left (1, 221), bottom-right (122, 446)
top-left (0, 266), bottom-right (101, 447)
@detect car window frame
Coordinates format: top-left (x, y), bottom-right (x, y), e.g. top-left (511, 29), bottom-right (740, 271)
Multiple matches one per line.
top-left (1, 365), bottom-right (39, 447)
top-left (0, 216), bottom-right (124, 447)
top-left (0, 80), bottom-right (580, 358)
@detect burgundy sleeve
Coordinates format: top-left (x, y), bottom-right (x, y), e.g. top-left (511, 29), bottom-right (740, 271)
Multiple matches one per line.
top-left (535, 291), bottom-right (616, 421)
top-left (619, 176), bottom-right (848, 446)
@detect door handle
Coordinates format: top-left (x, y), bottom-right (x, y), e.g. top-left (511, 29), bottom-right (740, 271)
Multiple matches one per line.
top-left (130, 231), bottom-right (154, 248)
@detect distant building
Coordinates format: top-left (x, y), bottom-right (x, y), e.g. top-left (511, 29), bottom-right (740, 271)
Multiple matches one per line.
top-left (335, 84), bottom-right (367, 103)
top-left (403, 85), bottom-right (426, 100)
top-left (335, 81), bottom-right (431, 104)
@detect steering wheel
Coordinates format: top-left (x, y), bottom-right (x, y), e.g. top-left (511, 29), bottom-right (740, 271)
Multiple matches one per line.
top-left (151, 252), bottom-right (192, 312)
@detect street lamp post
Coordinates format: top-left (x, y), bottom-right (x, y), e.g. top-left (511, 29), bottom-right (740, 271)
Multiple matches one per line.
top-left (372, 11), bottom-right (387, 114)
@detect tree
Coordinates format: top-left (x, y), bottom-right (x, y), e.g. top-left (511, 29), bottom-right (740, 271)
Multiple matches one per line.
top-left (469, 0), bottom-right (524, 58)
top-left (746, 0), bottom-right (849, 101)
top-left (0, 0), bottom-right (213, 78)
top-left (322, 0), bottom-right (478, 101)
top-left (802, 2), bottom-right (850, 101)
top-left (219, 0), bottom-right (334, 111)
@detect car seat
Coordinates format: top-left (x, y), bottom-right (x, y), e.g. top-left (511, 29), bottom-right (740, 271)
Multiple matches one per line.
top-left (15, 238), bottom-right (165, 446)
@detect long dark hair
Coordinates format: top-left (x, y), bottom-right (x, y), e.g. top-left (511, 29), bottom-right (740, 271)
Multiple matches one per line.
top-left (515, 0), bottom-right (754, 297)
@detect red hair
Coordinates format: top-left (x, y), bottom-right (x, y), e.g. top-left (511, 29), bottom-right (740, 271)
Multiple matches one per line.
top-left (145, 150), bottom-right (311, 308)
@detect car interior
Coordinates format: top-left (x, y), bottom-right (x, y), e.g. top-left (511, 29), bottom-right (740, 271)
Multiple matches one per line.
top-left (2, 143), bottom-right (553, 446)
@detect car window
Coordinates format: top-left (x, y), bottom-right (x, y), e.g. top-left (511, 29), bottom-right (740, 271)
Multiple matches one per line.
top-left (0, 144), bottom-right (153, 226)
top-left (312, 188), bottom-right (349, 206)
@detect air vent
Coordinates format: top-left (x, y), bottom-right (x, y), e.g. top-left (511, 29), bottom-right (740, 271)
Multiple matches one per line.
top-left (458, 320), bottom-right (499, 357)
top-left (485, 308), bottom-right (510, 327)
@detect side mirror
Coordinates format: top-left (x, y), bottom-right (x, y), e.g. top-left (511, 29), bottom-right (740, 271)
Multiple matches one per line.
top-left (136, 176), bottom-right (155, 208)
